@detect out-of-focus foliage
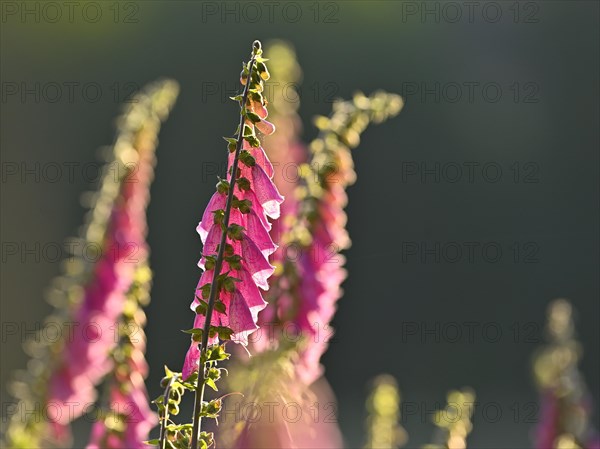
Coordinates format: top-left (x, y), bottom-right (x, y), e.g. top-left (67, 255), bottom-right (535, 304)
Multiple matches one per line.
top-left (533, 299), bottom-right (600, 449)
top-left (423, 389), bottom-right (476, 449)
top-left (364, 375), bottom-right (408, 449)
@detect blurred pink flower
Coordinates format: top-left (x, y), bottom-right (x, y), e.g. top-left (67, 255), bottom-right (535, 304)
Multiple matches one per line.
top-left (535, 391), bottom-right (560, 449)
top-left (230, 378), bottom-right (343, 449)
top-left (87, 374), bottom-right (156, 449)
top-left (48, 137), bottom-right (154, 427)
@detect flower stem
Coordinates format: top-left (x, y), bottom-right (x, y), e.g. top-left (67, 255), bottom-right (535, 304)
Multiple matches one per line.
top-left (189, 42), bottom-right (259, 449)
top-left (159, 374), bottom-right (178, 449)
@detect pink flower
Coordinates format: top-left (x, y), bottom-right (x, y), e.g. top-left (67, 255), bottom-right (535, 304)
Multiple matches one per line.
top-left (182, 92), bottom-right (283, 380)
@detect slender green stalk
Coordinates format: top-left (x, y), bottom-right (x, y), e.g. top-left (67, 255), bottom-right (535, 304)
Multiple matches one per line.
top-left (159, 374), bottom-right (178, 449)
top-left (189, 41), bottom-right (259, 449)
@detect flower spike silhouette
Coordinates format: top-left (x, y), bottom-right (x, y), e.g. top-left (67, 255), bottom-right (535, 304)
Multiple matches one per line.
top-left (182, 40), bottom-right (282, 379)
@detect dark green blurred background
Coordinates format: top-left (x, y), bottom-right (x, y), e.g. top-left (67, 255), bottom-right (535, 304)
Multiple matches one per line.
top-left (1, 1), bottom-right (598, 447)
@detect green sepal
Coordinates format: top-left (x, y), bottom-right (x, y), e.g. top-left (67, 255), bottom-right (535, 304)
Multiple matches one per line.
top-left (232, 197), bottom-right (252, 214)
top-left (244, 135), bottom-right (261, 148)
top-left (199, 432), bottom-right (214, 449)
top-left (227, 224), bottom-right (245, 240)
top-left (250, 90), bottom-right (263, 104)
top-left (201, 398), bottom-right (222, 419)
top-left (212, 209), bottom-right (225, 226)
top-left (223, 137), bottom-right (238, 153)
top-left (203, 255), bottom-right (216, 271)
top-left (239, 150), bottom-right (256, 167)
top-left (223, 243), bottom-right (235, 257)
top-left (257, 61), bottom-right (270, 80)
top-left (195, 301), bottom-right (208, 315)
top-left (207, 367), bottom-right (221, 381)
top-left (228, 165), bottom-right (242, 178)
top-left (214, 300), bottom-right (227, 314)
top-left (168, 402), bottom-right (180, 416)
top-left (181, 371), bottom-right (198, 388)
top-left (245, 111), bottom-right (262, 123)
top-left (236, 177), bottom-right (251, 191)
top-left (203, 344), bottom-right (230, 363)
top-left (216, 178), bottom-right (230, 194)
top-left (198, 284), bottom-right (211, 300)
top-left (182, 328), bottom-right (204, 342)
top-left (241, 61), bottom-right (250, 75)
top-left (205, 378), bottom-right (218, 392)
top-left (222, 276), bottom-right (241, 292)
top-left (182, 328), bottom-right (204, 336)
top-left (224, 254), bottom-right (243, 270)
top-left (250, 71), bottom-right (262, 87)
top-left (216, 326), bottom-right (234, 340)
